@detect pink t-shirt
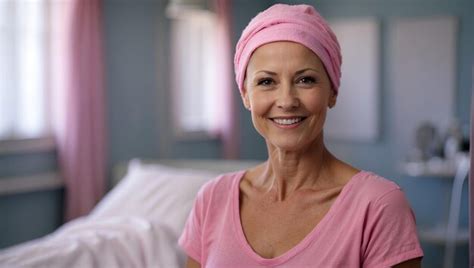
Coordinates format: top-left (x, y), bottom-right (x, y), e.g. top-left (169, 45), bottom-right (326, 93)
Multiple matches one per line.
top-left (179, 170), bottom-right (423, 267)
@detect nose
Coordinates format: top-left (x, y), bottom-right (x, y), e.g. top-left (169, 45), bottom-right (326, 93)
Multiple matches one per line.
top-left (276, 84), bottom-right (299, 110)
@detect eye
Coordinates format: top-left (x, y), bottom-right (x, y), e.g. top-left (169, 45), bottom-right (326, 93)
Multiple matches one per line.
top-left (297, 76), bottom-right (317, 84)
top-left (257, 78), bottom-right (275, 86)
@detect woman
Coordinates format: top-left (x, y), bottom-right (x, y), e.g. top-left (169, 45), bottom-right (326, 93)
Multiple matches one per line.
top-left (179, 4), bottom-right (423, 267)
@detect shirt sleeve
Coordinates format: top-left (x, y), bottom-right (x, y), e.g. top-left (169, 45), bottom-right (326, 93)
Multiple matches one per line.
top-left (178, 185), bottom-right (207, 264)
top-left (362, 189), bottom-right (424, 268)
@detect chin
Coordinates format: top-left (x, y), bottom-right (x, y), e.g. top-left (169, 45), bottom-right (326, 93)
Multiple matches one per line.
top-left (267, 138), bottom-right (310, 152)
top-left (265, 131), bottom-right (324, 152)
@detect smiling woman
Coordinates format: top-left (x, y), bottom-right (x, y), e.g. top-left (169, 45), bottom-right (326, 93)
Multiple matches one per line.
top-left (242, 42), bottom-right (336, 153)
top-left (179, 4), bottom-right (424, 268)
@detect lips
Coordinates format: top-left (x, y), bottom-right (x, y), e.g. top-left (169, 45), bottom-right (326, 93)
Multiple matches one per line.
top-left (270, 116), bottom-right (307, 126)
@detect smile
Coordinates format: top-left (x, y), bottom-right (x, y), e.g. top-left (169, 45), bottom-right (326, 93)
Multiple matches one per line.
top-left (270, 117), bottom-right (307, 127)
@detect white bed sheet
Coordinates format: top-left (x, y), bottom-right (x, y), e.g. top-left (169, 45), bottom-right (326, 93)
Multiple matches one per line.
top-left (0, 159), bottom-right (259, 268)
top-left (0, 216), bottom-right (183, 268)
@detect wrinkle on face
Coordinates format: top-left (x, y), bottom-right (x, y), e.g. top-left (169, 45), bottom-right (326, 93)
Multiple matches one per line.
top-left (241, 42), bottom-right (338, 198)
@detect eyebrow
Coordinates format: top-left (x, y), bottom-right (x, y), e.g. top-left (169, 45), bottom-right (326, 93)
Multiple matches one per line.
top-left (255, 70), bottom-right (277, 76)
top-left (295, 68), bottom-right (320, 75)
top-left (254, 68), bottom-right (321, 76)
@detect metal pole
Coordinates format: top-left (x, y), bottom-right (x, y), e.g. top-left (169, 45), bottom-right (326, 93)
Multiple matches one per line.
top-left (469, 65), bottom-right (473, 268)
top-left (444, 156), bottom-right (469, 268)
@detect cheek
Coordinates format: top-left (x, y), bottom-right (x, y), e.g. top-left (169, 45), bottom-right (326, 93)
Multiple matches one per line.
top-left (305, 91), bottom-right (327, 109)
top-left (305, 94), bottom-right (329, 129)
top-left (249, 92), bottom-right (272, 116)
top-left (313, 88), bottom-right (334, 112)
top-left (248, 93), bottom-right (273, 135)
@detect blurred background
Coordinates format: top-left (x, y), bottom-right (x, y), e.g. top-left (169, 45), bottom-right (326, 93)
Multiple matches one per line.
top-left (0, 0), bottom-right (472, 267)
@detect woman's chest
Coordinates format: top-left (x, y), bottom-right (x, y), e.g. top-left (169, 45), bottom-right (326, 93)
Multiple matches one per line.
top-left (200, 181), bottom-right (366, 268)
top-left (239, 193), bottom-right (337, 259)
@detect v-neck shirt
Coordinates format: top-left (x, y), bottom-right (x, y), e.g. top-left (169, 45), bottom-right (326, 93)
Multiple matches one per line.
top-left (179, 170), bottom-right (423, 267)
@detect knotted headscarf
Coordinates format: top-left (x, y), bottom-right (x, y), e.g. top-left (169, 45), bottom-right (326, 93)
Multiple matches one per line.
top-left (234, 4), bottom-right (341, 94)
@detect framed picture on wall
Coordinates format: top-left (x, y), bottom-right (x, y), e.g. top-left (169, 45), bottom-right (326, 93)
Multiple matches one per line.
top-left (325, 18), bottom-right (380, 142)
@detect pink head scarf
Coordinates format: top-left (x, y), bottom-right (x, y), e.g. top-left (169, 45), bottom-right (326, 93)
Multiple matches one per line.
top-left (234, 4), bottom-right (341, 94)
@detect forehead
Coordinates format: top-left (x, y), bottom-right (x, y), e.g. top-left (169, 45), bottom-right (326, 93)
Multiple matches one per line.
top-left (247, 41), bottom-right (325, 72)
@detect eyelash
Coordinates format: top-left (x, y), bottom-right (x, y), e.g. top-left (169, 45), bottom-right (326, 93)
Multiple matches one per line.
top-left (255, 76), bottom-right (318, 87)
top-left (257, 78), bottom-right (274, 86)
top-left (297, 76), bottom-right (317, 84)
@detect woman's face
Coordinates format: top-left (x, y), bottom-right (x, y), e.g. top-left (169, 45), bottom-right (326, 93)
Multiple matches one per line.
top-left (242, 41), bottom-right (336, 152)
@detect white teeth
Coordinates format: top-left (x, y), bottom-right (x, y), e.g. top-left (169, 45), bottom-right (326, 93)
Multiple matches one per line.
top-left (273, 118), bottom-right (303, 125)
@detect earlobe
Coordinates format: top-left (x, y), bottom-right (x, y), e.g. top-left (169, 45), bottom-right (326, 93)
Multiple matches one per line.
top-left (241, 85), bottom-right (251, 111)
top-left (241, 95), bottom-right (251, 111)
top-left (328, 92), bottom-right (337, 109)
top-left (244, 101), bottom-right (251, 111)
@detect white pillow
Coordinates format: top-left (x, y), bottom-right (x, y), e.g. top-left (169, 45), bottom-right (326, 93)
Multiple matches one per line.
top-left (91, 160), bottom-right (219, 238)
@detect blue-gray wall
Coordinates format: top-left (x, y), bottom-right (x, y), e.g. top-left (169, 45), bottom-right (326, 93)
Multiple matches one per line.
top-left (0, 151), bottom-right (63, 249)
top-left (1, 0), bottom-right (471, 266)
top-left (105, 0), bottom-right (164, 168)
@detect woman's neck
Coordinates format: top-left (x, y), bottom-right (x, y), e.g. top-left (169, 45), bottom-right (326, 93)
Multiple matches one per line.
top-left (256, 138), bottom-right (337, 201)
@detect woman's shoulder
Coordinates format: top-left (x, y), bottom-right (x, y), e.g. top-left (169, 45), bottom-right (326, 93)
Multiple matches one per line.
top-left (196, 169), bottom-right (246, 200)
top-left (199, 162), bottom-right (266, 193)
top-left (354, 171), bottom-right (400, 191)
top-left (350, 171), bottom-right (404, 205)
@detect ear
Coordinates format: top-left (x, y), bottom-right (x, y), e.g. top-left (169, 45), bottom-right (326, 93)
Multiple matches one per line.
top-left (241, 84), bottom-right (251, 110)
top-left (328, 91), bottom-right (337, 109)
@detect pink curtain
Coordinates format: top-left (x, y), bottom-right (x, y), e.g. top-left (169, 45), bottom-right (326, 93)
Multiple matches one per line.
top-left (55, 0), bottom-right (107, 221)
top-left (214, 0), bottom-right (239, 159)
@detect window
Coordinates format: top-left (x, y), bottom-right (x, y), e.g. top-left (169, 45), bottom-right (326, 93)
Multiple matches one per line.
top-left (169, 10), bottom-right (220, 137)
top-left (0, 0), bottom-right (50, 141)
